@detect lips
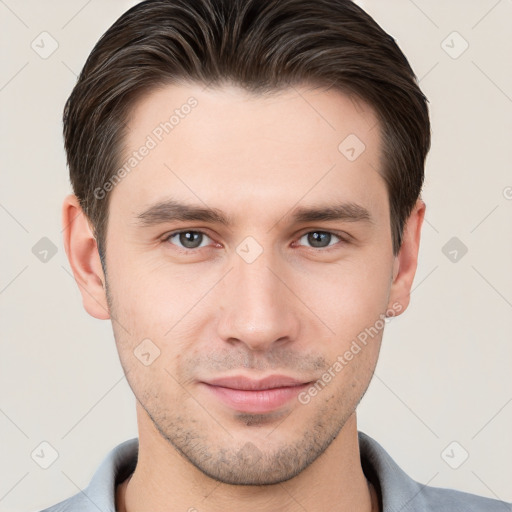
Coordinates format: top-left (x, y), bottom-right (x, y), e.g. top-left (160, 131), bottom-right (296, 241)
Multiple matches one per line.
top-left (200, 375), bottom-right (312, 414)
top-left (204, 375), bottom-right (309, 391)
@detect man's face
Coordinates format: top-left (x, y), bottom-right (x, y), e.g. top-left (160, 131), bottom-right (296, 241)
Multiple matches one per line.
top-left (104, 83), bottom-right (398, 484)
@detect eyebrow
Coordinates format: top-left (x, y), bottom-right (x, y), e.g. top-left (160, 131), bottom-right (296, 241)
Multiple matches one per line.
top-left (134, 198), bottom-right (373, 227)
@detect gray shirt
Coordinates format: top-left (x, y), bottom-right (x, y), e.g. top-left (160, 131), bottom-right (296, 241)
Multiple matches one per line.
top-left (38, 431), bottom-right (511, 511)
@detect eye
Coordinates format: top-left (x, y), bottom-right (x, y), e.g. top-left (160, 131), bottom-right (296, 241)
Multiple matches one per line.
top-left (297, 231), bottom-right (344, 249)
top-left (165, 230), bottom-right (212, 249)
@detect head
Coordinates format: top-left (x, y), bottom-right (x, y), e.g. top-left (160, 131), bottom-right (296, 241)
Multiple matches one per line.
top-left (63, 0), bottom-right (429, 485)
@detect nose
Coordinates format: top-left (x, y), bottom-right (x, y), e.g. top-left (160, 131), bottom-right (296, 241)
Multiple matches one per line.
top-left (216, 249), bottom-right (300, 353)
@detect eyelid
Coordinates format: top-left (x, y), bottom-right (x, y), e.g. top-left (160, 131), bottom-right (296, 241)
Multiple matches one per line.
top-left (296, 228), bottom-right (351, 239)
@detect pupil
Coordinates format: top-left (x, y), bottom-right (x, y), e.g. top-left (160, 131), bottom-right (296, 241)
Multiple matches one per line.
top-left (308, 231), bottom-right (330, 248)
top-left (180, 231), bottom-right (201, 248)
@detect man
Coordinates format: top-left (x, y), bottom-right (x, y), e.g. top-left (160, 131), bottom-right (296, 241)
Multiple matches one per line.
top-left (42, 0), bottom-right (510, 510)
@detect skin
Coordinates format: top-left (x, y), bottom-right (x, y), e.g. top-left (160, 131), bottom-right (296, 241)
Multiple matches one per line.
top-left (63, 82), bottom-right (425, 512)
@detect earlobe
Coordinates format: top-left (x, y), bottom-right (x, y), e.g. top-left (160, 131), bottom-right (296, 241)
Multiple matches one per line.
top-left (62, 194), bottom-right (110, 320)
top-left (387, 199), bottom-right (426, 315)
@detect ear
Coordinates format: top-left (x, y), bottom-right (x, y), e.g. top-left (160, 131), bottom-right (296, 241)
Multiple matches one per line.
top-left (62, 194), bottom-right (110, 320)
top-left (387, 199), bottom-right (426, 316)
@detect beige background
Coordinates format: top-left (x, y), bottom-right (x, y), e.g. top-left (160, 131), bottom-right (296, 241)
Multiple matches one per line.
top-left (1, 0), bottom-right (511, 510)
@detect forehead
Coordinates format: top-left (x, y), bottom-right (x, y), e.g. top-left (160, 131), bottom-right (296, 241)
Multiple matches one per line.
top-left (110, 82), bottom-right (386, 225)
top-left (125, 82), bottom-right (380, 154)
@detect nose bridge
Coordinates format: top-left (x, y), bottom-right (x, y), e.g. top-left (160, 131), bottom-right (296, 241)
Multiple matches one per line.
top-left (217, 241), bottom-right (298, 351)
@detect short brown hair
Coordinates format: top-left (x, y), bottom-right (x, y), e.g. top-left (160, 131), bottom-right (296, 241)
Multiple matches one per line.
top-left (63, 0), bottom-right (430, 265)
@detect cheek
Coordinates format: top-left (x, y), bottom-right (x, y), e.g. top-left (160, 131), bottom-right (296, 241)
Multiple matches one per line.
top-left (292, 254), bottom-right (391, 384)
top-left (301, 254), bottom-right (393, 332)
top-left (107, 255), bottom-right (184, 329)
top-left (107, 261), bottom-right (209, 376)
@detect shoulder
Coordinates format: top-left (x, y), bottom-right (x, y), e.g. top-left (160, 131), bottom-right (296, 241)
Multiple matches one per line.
top-left (358, 431), bottom-right (511, 512)
top-left (33, 438), bottom-right (138, 512)
top-left (37, 493), bottom-right (93, 512)
top-left (416, 483), bottom-right (511, 511)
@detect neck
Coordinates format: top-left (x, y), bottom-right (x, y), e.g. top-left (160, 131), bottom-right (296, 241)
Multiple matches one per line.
top-left (116, 406), bottom-right (377, 512)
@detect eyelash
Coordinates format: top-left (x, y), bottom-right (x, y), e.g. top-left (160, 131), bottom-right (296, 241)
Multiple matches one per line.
top-left (162, 229), bottom-right (350, 253)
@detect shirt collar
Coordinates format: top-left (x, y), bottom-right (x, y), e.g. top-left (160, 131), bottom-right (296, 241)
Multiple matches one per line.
top-left (79, 431), bottom-right (428, 512)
